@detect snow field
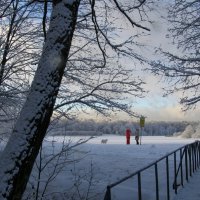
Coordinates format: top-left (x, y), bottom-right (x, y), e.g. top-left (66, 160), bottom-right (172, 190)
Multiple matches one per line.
top-left (25, 135), bottom-right (195, 200)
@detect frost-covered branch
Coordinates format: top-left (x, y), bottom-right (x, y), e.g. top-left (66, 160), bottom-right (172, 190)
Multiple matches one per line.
top-left (0, 0), bottom-right (153, 198)
top-left (150, 0), bottom-right (200, 110)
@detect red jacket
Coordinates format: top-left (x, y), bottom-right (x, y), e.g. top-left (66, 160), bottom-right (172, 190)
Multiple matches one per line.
top-left (126, 128), bottom-right (131, 138)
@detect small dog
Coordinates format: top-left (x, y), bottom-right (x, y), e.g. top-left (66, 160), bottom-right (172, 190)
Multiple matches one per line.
top-left (101, 139), bottom-right (108, 144)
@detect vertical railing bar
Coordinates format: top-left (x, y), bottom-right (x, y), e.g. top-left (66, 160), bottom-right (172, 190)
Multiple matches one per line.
top-left (195, 143), bottom-right (197, 170)
top-left (198, 142), bottom-right (199, 166)
top-left (138, 172), bottom-right (142, 200)
top-left (198, 141), bottom-right (200, 167)
top-left (188, 146), bottom-right (191, 176)
top-left (104, 186), bottom-right (111, 200)
top-left (189, 146), bottom-right (192, 176)
top-left (197, 142), bottom-right (199, 168)
top-left (198, 142), bottom-right (200, 168)
top-left (185, 146), bottom-right (188, 182)
top-left (195, 143), bottom-right (197, 169)
top-left (191, 145), bottom-right (193, 173)
top-left (196, 141), bottom-right (199, 169)
top-left (196, 142), bottom-right (198, 169)
top-left (194, 144), bottom-right (195, 171)
top-left (174, 152), bottom-right (177, 194)
top-left (180, 149), bottom-right (183, 186)
top-left (166, 156), bottom-right (170, 200)
top-left (192, 144), bottom-right (195, 173)
top-left (155, 163), bottom-right (159, 200)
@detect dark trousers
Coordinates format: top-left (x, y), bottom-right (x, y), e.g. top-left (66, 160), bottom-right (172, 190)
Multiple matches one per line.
top-left (135, 136), bottom-right (139, 145)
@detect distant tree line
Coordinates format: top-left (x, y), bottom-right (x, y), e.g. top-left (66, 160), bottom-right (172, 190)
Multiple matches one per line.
top-left (49, 119), bottom-right (193, 136)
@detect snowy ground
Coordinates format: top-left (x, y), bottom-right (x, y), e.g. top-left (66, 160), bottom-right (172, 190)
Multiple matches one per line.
top-left (20, 135), bottom-right (198, 200)
top-left (174, 170), bottom-right (200, 200)
top-left (0, 135), bottom-right (198, 199)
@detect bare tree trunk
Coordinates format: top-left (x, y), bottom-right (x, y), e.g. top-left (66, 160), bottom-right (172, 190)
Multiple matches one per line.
top-left (0, 0), bottom-right (80, 199)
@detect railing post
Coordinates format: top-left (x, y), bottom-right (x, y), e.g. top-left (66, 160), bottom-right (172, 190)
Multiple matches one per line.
top-left (104, 186), bottom-right (111, 200)
top-left (195, 143), bottom-right (197, 170)
top-left (138, 172), bottom-right (142, 200)
top-left (189, 146), bottom-right (192, 176)
top-left (197, 142), bottom-right (199, 168)
top-left (198, 142), bottom-right (200, 168)
top-left (192, 144), bottom-right (195, 173)
top-left (174, 152), bottom-right (177, 194)
top-left (155, 163), bottom-right (159, 200)
top-left (180, 149), bottom-right (183, 186)
top-left (166, 156), bottom-right (170, 200)
top-left (185, 146), bottom-right (188, 182)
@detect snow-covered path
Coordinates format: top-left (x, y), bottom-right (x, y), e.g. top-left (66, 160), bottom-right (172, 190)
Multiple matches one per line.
top-left (1, 135), bottom-right (199, 200)
top-left (173, 170), bottom-right (200, 200)
top-left (42, 135), bottom-right (197, 200)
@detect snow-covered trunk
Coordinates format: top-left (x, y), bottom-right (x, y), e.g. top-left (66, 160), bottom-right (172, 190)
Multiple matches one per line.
top-left (0, 0), bottom-right (80, 199)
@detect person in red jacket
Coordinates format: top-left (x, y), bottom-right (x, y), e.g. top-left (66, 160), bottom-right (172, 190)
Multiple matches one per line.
top-left (125, 128), bottom-right (131, 145)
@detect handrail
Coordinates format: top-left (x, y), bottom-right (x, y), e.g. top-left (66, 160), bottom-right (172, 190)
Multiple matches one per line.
top-left (173, 141), bottom-right (200, 192)
top-left (104, 140), bottom-right (200, 200)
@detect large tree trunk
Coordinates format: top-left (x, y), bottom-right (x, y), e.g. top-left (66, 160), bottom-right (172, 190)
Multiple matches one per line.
top-left (0, 0), bottom-right (80, 199)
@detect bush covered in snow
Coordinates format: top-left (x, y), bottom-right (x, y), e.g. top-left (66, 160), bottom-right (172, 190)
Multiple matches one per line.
top-left (173, 123), bottom-right (200, 138)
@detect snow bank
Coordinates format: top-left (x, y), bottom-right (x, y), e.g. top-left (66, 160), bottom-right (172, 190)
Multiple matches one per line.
top-left (173, 123), bottom-right (200, 138)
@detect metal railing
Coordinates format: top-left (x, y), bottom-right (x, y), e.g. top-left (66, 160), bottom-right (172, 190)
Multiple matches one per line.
top-left (104, 140), bottom-right (200, 200)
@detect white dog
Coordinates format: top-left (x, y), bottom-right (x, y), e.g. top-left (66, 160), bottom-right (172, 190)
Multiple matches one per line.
top-left (101, 139), bottom-right (108, 144)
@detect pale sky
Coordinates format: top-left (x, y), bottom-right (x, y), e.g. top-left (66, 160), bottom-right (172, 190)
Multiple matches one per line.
top-left (85, 77), bottom-right (200, 122)
top-left (81, 1), bottom-right (200, 122)
top-left (128, 1), bottom-right (200, 122)
top-left (132, 78), bottom-right (200, 122)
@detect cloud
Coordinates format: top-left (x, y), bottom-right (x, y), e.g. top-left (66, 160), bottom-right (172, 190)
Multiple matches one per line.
top-left (133, 100), bottom-right (200, 122)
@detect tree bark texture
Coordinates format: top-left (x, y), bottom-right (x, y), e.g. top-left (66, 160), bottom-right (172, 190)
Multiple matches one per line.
top-left (0, 0), bottom-right (80, 199)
